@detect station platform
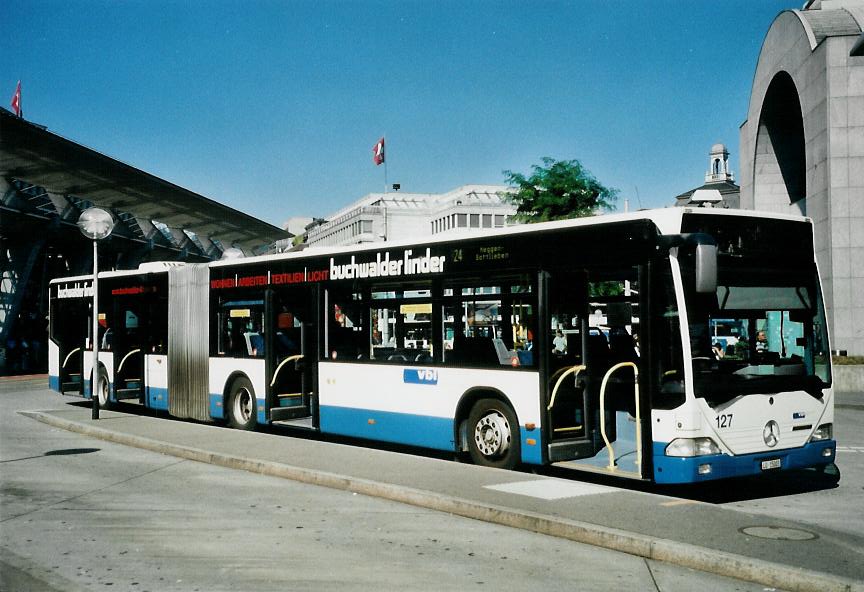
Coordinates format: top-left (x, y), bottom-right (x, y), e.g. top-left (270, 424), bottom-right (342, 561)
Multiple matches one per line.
top-left (18, 384), bottom-right (864, 592)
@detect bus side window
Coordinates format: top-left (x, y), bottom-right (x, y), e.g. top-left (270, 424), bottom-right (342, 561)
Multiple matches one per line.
top-left (442, 280), bottom-right (534, 368)
top-left (149, 295), bottom-right (168, 354)
top-left (327, 292), bottom-right (365, 360)
top-left (216, 301), bottom-right (264, 358)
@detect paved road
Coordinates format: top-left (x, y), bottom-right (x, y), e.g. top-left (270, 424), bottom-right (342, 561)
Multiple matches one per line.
top-left (1, 379), bottom-right (778, 592)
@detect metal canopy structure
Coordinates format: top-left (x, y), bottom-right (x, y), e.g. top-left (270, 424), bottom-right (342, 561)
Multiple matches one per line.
top-left (1, 107), bottom-right (292, 373)
top-left (0, 108), bottom-right (289, 253)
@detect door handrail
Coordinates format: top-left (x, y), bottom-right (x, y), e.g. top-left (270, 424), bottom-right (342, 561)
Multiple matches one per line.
top-left (117, 349), bottom-right (141, 374)
top-left (547, 365), bottom-right (586, 412)
top-left (270, 354), bottom-right (304, 387)
top-left (62, 348), bottom-right (82, 369)
top-left (599, 362), bottom-right (641, 471)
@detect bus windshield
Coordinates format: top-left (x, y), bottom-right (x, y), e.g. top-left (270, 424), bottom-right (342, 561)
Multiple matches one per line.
top-left (681, 262), bottom-right (831, 405)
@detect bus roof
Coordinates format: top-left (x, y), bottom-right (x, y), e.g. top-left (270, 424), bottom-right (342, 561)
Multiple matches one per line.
top-left (208, 206), bottom-right (811, 270)
top-left (50, 207), bottom-right (811, 284)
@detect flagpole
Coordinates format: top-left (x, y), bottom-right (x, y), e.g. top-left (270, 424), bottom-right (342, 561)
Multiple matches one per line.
top-left (383, 135), bottom-right (388, 194)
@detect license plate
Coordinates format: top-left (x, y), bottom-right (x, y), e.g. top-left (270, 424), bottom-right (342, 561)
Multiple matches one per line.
top-left (761, 458), bottom-right (781, 471)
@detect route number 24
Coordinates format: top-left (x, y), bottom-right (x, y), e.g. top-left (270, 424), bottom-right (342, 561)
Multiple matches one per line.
top-left (716, 414), bottom-right (733, 429)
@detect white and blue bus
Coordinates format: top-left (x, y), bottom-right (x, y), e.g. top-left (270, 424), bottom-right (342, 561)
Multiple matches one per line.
top-left (48, 207), bottom-right (836, 483)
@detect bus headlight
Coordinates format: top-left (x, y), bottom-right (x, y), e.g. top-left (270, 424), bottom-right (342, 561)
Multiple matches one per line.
top-left (665, 437), bottom-right (721, 457)
top-left (809, 423), bottom-right (833, 442)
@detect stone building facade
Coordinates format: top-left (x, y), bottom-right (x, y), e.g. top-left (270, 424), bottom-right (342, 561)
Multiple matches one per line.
top-left (739, 0), bottom-right (864, 355)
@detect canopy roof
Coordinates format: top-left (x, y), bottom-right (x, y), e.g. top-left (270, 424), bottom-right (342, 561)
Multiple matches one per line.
top-left (1, 109), bottom-right (289, 253)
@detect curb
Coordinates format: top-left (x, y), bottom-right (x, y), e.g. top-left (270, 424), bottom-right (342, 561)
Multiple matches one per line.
top-left (23, 410), bottom-right (864, 592)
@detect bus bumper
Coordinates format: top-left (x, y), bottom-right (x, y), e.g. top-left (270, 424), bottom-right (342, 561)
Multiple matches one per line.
top-left (652, 440), bottom-right (836, 484)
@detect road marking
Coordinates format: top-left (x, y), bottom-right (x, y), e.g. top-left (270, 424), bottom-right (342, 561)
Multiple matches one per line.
top-left (484, 479), bottom-right (616, 500)
top-left (836, 446), bottom-right (864, 453)
top-left (659, 499), bottom-right (701, 507)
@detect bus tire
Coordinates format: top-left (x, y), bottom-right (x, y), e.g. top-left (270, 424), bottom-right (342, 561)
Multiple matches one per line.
top-left (94, 366), bottom-right (114, 410)
top-left (467, 398), bottom-right (520, 470)
top-left (227, 377), bottom-right (257, 431)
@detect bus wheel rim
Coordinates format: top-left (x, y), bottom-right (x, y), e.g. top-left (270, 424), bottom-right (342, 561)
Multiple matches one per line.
top-left (474, 412), bottom-right (510, 457)
top-left (98, 376), bottom-right (109, 406)
top-left (235, 388), bottom-right (253, 422)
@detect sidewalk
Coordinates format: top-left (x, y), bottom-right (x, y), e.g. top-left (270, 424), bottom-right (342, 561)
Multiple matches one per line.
top-left (16, 380), bottom-right (864, 592)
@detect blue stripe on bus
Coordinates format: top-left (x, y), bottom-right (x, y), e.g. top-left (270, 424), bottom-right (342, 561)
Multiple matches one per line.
top-left (209, 394), bottom-right (224, 420)
top-left (519, 427), bottom-right (544, 465)
top-left (147, 386), bottom-right (169, 410)
top-left (320, 405), bottom-right (455, 451)
top-left (319, 405), bottom-right (545, 464)
top-left (652, 440), bottom-right (836, 484)
top-left (48, 375), bottom-right (61, 392)
top-left (257, 400), bottom-right (266, 425)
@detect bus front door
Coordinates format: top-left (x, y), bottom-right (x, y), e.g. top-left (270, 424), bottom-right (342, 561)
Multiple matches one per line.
top-left (545, 269), bottom-right (645, 479)
top-left (267, 287), bottom-right (317, 425)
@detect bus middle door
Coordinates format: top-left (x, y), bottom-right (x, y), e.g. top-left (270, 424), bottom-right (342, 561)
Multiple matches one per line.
top-left (267, 287), bottom-right (316, 425)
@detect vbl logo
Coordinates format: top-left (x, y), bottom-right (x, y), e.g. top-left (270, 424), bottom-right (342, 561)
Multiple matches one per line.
top-left (403, 369), bottom-right (438, 385)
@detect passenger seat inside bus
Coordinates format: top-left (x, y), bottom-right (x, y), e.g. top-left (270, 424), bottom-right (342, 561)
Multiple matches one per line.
top-left (447, 335), bottom-right (499, 367)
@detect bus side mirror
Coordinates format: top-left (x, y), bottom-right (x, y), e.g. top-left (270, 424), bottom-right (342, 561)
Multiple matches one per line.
top-left (695, 243), bottom-right (717, 294)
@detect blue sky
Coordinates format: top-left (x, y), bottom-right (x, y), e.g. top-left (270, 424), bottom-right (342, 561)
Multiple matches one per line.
top-left (3, 1), bottom-right (798, 227)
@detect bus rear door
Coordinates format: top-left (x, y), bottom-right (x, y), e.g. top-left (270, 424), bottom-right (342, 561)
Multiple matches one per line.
top-left (51, 294), bottom-right (88, 395)
top-left (111, 291), bottom-right (149, 403)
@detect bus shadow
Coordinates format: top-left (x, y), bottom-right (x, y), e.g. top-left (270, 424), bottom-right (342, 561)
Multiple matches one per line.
top-left (539, 463), bottom-right (841, 503)
top-left (654, 466), bottom-right (841, 503)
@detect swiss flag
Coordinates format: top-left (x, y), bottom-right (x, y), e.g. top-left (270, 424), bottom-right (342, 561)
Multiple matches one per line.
top-left (10, 81), bottom-right (21, 117)
top-left (372, 137), bottom-right (385, 166)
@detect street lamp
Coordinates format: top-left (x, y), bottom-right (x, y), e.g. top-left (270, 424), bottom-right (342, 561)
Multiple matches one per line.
top-left (77, 207), bottom-right (115, 420)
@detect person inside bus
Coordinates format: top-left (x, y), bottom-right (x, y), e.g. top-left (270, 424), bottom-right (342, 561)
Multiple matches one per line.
top-left (552, 329), bottom-right (567, 356)
top-left (249, 324), bottom-right (265, 357)
top-left (756, 330), bottom-right (768, 352)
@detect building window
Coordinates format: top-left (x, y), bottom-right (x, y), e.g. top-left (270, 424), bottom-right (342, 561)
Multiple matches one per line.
top-left (457, 214), bottom-right (467, 228)
top-left (470, 214), bottom-right (480, 228)
top-left (495, 215), bottom-right (505, 227)
top-left (482, 214), bottom-right (492, 228)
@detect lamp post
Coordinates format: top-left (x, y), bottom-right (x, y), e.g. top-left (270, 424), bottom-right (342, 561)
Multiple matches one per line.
top-left (77, 207), bottom-right (115, 420)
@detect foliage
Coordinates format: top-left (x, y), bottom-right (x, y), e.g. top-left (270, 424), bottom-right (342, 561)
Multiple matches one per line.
top-left (502, 157), bottom-right (618, 223)
top-left (833, 355), bottom-right (864, 365)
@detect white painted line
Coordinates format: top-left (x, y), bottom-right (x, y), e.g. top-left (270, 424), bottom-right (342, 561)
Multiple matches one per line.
top-left (836, 446), bottom-right (864, 453)
top-left (484, 479), bottom-right (616, 500)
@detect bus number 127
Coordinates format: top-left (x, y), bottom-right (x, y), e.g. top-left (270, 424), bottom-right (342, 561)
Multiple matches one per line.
top-left (716, 414), bottom-right (733, 429)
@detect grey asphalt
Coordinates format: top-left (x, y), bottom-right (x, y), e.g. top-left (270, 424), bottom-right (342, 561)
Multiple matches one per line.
top-left (15, 379), bottom-right (864, 592)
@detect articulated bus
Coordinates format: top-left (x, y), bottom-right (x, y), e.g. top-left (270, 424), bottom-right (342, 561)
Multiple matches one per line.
top-left (48, 208), bottom-right (836, 483)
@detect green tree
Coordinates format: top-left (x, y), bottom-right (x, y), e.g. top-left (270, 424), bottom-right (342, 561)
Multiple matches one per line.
top-left (502, 157), bottom-right (618, 223)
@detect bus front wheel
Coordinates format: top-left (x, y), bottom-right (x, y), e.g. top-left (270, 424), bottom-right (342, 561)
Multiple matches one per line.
top-left (467, 398), bottom-right (520, 470)
top-left (227, 377), bottom-right (257, 430)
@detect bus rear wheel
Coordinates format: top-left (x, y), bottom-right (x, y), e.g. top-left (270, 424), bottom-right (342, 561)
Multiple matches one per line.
top-left (227, 377), bottom-right (257, 430)
top-left (467, 398), bottom-right (520, 470)
top-left (94, 367), bottom-right (114, 410)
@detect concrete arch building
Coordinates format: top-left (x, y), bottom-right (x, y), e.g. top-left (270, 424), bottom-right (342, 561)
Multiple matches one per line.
top-left (739, 0), bottom-right (864, 356)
